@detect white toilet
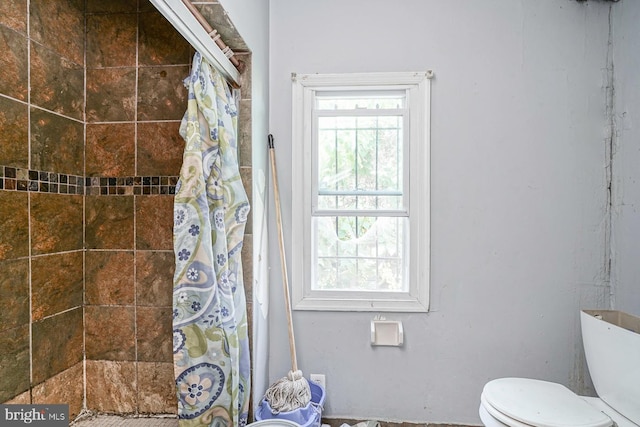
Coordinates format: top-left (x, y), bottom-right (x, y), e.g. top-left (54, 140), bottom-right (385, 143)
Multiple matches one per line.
top-left (479, 310), bottom-right (640, 427)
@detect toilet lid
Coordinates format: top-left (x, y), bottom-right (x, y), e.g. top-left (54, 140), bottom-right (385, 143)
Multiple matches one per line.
top-left (482, 378), bottom-right (612, 427)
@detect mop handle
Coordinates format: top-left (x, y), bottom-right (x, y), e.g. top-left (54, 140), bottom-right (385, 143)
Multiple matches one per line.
top-left (268, 134), bottom-right (299, 372)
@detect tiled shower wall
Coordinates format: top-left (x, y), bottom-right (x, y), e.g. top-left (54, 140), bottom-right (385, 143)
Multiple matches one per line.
top-left (0, 0), bottom-right (86, 417)
top-left (0, 0), bottom-right (252, 420)
top-left (82, 0), bottom-right (188, 415)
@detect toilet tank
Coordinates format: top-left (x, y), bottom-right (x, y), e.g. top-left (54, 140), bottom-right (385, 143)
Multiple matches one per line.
top-left (581, 310), bottom-right (640, 425)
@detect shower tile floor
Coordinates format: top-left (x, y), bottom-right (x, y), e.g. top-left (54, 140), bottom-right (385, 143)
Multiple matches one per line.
top-left (71, 415), bottom-right (178, 427)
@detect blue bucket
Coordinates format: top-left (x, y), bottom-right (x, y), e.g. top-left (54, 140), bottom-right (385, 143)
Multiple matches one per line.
top-left (256, 381), bottom-right (325, 427)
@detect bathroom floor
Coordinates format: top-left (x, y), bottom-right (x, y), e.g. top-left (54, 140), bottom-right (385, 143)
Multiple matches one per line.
top-left (71, 415), bottom-right (178, 427)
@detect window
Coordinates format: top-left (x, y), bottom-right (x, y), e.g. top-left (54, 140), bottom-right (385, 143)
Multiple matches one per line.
top-left (291, 71), bottom-right (432, 312)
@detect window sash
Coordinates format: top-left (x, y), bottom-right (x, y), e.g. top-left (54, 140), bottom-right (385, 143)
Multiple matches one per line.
top-left (311, 107), bottom-right (410, 216)
top-left (311, 215), bottom-right (410, 293)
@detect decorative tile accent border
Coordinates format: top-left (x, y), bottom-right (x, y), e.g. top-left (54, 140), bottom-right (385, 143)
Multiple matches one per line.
top-left (1, 166), bottom-right (85, 194)
top-left (0, 166), bottom-right (178, 196)
top-left (85, 176), bottom-right (178, 195)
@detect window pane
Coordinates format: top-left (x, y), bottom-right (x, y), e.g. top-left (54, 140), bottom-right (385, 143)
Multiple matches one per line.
top-left (317, 119), bottom-right (356, 192)
top-left (312, 216), bottom-right (408, 292)
top-left (317, 115), bottom-right (404, 211)
top-left (355, 128), bottom-right (377, 191)
top-left (378, 126), bottom-right (402, 191)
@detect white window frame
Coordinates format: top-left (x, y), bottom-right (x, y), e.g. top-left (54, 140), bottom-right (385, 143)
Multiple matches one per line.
top-left (291, 71), bottom-right (432, 312)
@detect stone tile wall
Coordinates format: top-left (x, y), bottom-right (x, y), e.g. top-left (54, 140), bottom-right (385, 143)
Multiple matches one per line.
top-left (0, 0), bottom-right (85, 418)
top-left (0, 0), bottom-right (253, 421)
top-left (83, 0), bottom-right (187, 414)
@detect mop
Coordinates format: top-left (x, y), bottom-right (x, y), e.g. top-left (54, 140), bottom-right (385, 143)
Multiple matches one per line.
top-left (263, 134), bottom-right (312, 413)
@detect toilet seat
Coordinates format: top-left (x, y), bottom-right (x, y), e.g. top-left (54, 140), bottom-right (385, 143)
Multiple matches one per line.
top-left (481, 393), bottom-right (535, 427)
top-left (482, 378), bottom-right (612, 427)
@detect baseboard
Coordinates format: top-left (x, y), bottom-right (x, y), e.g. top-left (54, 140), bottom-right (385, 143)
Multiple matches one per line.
top-left (321, 418), bottom-right (480, 427)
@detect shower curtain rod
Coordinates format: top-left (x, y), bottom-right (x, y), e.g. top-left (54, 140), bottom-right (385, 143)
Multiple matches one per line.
top-left (180, 0), bottom-right (244, 71)
top-left (149, 0), bottom-right (243, 88)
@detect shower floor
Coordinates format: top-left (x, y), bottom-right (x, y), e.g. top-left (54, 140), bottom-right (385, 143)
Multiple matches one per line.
top-left (71, 414), bottom-right (178, 427)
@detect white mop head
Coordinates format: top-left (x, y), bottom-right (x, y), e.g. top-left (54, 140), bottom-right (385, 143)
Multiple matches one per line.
top-left (264, 370), bottom-right (312, 413)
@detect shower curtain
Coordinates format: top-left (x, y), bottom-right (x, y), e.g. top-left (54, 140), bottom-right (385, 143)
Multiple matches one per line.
top-left (172, 52), bottom-right (250, 427)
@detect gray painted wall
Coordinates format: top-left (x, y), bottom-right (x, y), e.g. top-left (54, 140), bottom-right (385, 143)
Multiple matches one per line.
top-left (268, 0), bottom-right (614, 424)
top-left (221, 0), bottom-right (640, 423)
top-left (612, 1), bottom-right (640, 315)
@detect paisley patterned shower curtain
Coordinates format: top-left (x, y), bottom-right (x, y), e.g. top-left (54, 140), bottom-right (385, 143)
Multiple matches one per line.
top-left (172, 52), bottom-right (251, 427)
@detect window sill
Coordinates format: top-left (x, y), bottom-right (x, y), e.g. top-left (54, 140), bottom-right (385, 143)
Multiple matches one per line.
top-left (293, 294), bottom-right (429, 312)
